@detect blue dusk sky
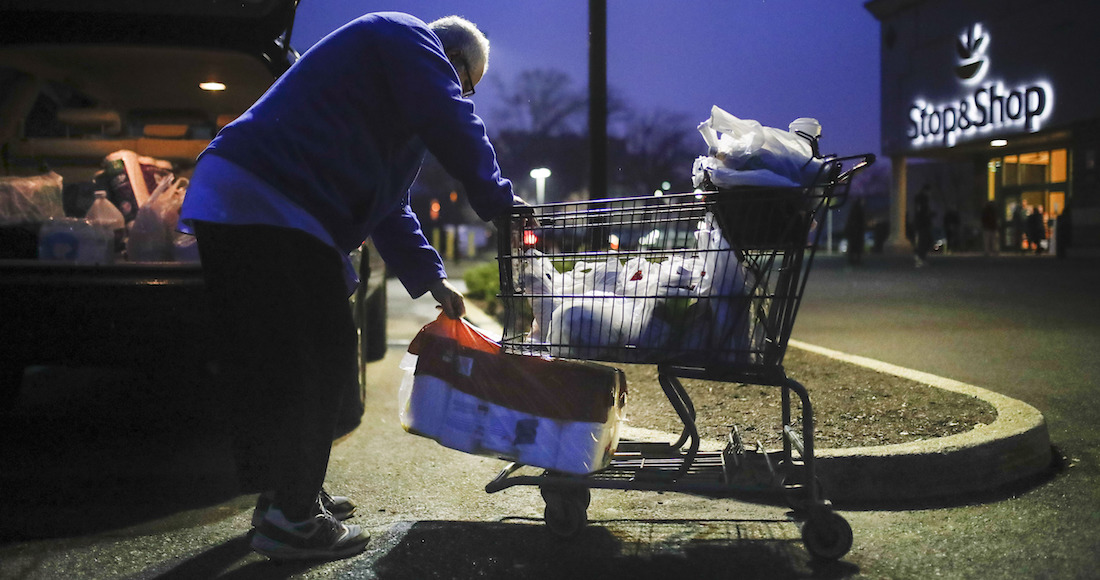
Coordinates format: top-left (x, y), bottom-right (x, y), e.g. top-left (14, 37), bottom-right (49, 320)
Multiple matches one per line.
top-left (292, 1), bottom-right (882, 159)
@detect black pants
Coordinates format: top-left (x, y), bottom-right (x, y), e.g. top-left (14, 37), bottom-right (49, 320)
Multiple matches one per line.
top-left (193, 221), bottom-right (358, 520)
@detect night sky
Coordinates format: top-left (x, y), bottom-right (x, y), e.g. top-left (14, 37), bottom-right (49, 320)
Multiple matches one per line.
top-left (292, 0), bottom-right (881, 160)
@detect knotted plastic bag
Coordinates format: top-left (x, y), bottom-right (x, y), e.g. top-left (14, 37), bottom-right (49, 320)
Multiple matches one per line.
top-left (694, 105), bottom-right (823, 188)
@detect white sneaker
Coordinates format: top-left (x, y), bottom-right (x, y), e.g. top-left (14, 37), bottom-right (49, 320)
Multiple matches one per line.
top-left (251, 506), bottom-right (369, 561)
top-left (251, 489), bottom-right (356, 527)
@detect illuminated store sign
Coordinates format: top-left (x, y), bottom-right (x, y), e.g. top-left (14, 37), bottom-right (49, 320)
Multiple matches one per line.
top-left (908, 23), bottom-right (1053, 148)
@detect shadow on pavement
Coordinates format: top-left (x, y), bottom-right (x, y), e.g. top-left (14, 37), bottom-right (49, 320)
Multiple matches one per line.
top-left (0, 366), bottom-right (240, 542)
top-left (144, 534), bottom-right (322, 580)
top-left (141, 519), bottom-right (860, 580)
top-left (362, 519), bottom-right (859, 580)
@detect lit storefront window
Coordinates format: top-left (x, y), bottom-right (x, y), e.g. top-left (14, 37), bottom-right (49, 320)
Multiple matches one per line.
top-left (990, 148), bottom-right (1068, 251)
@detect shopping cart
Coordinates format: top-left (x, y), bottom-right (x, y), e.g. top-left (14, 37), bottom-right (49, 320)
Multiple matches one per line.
top-left (486, 152), bottom-right (874, 560)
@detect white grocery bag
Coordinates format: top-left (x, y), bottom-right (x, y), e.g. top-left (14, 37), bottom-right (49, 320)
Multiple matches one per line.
top-left (694, 105), bottom-right (824, 188)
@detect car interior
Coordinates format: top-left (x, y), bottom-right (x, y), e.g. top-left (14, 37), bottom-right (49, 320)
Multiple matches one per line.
top-left (1, 44), bottom-right (275, 181)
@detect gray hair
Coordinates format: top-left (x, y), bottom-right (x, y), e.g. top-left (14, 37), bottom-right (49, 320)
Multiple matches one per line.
top-left (428, 15), bottom-right (490, 75)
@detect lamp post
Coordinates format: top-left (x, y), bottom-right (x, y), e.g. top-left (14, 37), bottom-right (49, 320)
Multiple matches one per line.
top-left (530, 167), bottom-right (551, 205)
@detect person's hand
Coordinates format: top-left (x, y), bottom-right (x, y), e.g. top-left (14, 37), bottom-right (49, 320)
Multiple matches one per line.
top-left (512, 195), bottom-right (539, 230)
top-left (429, 278), bottom-right (466, 319)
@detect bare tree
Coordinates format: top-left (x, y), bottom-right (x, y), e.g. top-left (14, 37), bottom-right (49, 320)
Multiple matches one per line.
top-left (490, 69), bottom-right (588, 136)
top-left (609, 108), bottom-right (699, 195)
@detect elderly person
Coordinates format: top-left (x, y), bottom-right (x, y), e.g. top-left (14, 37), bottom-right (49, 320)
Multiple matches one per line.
top-left (179, 12), bottom-right (518, 561)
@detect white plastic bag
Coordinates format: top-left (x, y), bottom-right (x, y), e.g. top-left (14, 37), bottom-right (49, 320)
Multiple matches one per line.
top-left (694, 105), bottom-right (823, 188)
top-left (563, 257), bottom-right (620, 294)
top-left (127, 176), bottom-right (188, 261)
top-left (0, 172), bottom-right (64, 224)
top-left (648, 255), bottom-right (704, 296)
top-left (683, 213), bottom-right (756, 362)
top-left (693, 155), bottom-right (807, 188)
top-left (616, 257), bottom-right (664, 297)
top-left (695, 213), bottom-right (750, 297)
top-left (546, 293), bottom-right (623, 359)
top-left (516, 250), bottom-right (566, 341)
top-left (527, 252), bottom-right (701, 358)
top-left (519, 251), bottom-right (627, 342)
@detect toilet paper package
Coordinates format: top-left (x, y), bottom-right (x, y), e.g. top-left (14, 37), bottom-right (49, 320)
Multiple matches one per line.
top-left (399, 369), bottom-right (452, 439)
top-left (400, 313), bottom-right (628, 474)
top-left (481, 404), bottom-right (526, 457)
top-left (438, 389), bottom-right (486, 454)
top-left (513, 414), bottom-right (562, 469)
top-left (555, 420), bottom-right (621, 475)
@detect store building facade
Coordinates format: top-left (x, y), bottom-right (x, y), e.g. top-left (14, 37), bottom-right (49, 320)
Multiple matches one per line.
top-left (866, 0), bottom-right (1100, 255)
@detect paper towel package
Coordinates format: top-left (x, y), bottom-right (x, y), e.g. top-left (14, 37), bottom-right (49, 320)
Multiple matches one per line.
top-left (400, 321), bottom-right (627, 475)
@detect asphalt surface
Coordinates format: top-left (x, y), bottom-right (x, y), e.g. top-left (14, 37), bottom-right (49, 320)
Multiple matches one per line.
top-left (0, 251), bottom-right (1095, 579)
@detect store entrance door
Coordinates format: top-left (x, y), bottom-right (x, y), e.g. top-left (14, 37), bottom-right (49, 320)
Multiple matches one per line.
top-left (1002, 189), bottom-right (1065, 253)
top-left (990, 148), bottom-right (1069, 254)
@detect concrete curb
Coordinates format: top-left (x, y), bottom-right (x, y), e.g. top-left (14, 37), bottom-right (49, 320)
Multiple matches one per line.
top-left (456, 292), bottom-right (1053, 505)
top-left (789, 340), bottom-right (1052, 504)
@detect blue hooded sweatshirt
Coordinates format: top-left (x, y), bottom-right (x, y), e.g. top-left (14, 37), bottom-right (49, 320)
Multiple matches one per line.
top-left (180, 12), bottom-right (514, 297)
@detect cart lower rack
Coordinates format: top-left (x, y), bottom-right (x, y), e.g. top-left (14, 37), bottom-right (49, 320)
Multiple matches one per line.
top-left (489, 153), bottom-right (874, 560)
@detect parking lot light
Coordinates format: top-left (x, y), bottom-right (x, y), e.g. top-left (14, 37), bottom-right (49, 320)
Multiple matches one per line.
top-left (530, 167), bottom-right (551, 205)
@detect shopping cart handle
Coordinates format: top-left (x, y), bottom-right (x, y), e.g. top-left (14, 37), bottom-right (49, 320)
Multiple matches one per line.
top-left (511, 195), bottom-right (536, 215)
top-left (813, 153), bottom-right (876, 209)
top-left (834, 153), bottom-right (876, 183)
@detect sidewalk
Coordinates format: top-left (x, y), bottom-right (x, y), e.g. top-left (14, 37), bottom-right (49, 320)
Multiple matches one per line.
top-left (397, 257), bottom-right (1054, 505)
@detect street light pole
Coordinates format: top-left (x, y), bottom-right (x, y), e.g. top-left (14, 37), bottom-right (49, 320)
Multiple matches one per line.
top-left (589, 0), bottom-right (607, 200)
top-left (530, 167), bottom-right (551, 205)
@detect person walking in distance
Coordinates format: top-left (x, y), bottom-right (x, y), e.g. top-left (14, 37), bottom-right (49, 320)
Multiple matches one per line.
top-left (913, 186), bottom-right (935, 267)
top-left (844, 198), bottom-right (866, 265)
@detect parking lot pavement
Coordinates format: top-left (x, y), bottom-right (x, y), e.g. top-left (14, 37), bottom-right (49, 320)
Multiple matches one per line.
top-left (0, 253), bottom-right (1074, 578)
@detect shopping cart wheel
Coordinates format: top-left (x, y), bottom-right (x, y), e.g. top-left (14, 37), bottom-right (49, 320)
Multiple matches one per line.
top-left (801, 511), bottom-right (853, 560)
top-left (781, 473), bottom-right (824, 511)
top-left (540, 484), bottom-right (591, 509)
top-left (540, 485), bottom-right (589, 537)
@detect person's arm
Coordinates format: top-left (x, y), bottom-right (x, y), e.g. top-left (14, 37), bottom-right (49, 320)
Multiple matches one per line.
top-left (370, 199), bottom-right (446, 299)
top-left (374, 17), bottom-right (514, 221)
top-left (372, 202), bottom-right (468, 318)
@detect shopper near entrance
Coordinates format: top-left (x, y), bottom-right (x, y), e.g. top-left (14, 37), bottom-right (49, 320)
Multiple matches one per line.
top-left (912, 185), bottom-right (935, 267)
top-left (1011, 203), bottom-right (1025, 251)
top-left (981, 200), bottom-right (999, 256)
top-left (1026, 205), bottom-right (1047, 254)
top-left (179, 12), bottom-right (520, 561)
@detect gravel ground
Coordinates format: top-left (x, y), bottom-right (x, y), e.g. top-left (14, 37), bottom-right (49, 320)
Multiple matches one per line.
top-left (620, 346), bottom-right (997, 450)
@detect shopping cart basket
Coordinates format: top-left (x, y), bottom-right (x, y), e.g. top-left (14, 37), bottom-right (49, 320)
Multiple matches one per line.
top-left (487, 153), bottom-right (874, 560)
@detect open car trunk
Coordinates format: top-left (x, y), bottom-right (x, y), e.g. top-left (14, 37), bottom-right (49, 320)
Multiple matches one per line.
top-left (0, 0), bottom-right (385, 430)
